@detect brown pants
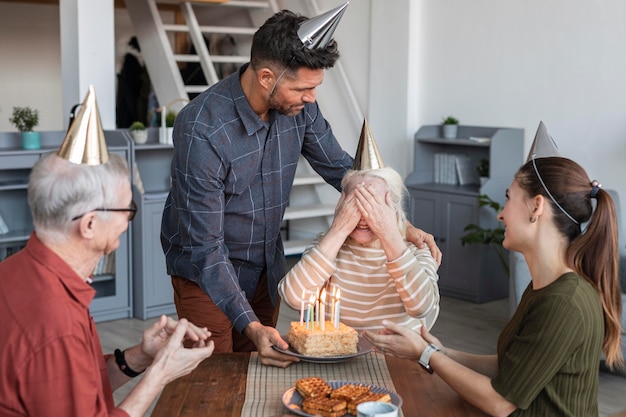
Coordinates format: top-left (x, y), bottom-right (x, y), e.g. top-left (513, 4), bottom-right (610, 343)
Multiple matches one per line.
top-left (171, 271), bottom-right (279, 353)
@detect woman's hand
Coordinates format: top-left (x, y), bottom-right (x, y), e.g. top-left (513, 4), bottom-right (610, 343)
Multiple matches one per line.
top-left (362, 320), bottom-right (444, 361)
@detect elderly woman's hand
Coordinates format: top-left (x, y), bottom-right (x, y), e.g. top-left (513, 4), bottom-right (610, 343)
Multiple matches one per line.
top-left (328, 189), bottom-right (361, 238)
top-left (353, 182), bottom-right (399, 239)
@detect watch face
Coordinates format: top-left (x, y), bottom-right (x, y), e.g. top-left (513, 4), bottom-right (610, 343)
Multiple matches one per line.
top-left (419, 361), bottom-right (434, 374)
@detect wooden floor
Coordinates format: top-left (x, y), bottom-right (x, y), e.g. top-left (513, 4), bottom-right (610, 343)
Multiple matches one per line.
top-left (97, 296), bottom-right (626, 417)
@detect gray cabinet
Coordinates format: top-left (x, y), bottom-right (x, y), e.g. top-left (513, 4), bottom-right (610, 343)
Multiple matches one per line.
top-left (0, 130), bottom-right (133, 322)
top-left (405, 125), bottom-right (524, 303)
top-left (130, 128), bottom-right (176, 319)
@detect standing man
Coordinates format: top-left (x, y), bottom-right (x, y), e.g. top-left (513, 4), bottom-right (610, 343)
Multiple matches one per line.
top-left (161, 4), bottom-right (440, 368)
top-left (0, 87), bottom-right (214, 417)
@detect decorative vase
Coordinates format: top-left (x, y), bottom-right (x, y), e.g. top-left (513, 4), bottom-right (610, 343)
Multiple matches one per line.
top-left (21, 131), bottom-right (41, 150)
top-left (442, 124), bottom-right (458, 139)
top-left (131, 130), bottom-right (148, 144)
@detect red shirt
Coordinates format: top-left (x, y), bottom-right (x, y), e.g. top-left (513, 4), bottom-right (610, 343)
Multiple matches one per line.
top-left (0, 233), bottom-right (129, 417)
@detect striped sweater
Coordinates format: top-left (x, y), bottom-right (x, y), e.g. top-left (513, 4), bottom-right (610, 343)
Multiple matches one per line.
top-left (278, 237), bottom-right (440, 331)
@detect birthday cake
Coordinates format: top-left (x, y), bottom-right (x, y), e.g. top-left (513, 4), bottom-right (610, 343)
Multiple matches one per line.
top-left (288, 321), bottom-right (358, 357)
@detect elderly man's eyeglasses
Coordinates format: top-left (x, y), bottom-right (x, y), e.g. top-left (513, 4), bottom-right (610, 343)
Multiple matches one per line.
top-left (72, 200), bottom-right (137, 222)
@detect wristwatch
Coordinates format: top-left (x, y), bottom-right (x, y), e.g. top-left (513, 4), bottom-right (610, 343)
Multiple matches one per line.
top-left (418, 343), bottom-right (441, 374)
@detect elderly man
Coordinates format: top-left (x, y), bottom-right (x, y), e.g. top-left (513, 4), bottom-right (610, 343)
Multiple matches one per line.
top-left (0, 87), bottom-right (214, 417)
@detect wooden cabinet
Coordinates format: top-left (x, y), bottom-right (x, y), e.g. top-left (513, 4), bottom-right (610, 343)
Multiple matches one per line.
top-left (0, 130), bottom-right (133, 322)
top-left (130, 128), bottom-right (176, 319)
top-left (405, 125), bottom-right (524, 303)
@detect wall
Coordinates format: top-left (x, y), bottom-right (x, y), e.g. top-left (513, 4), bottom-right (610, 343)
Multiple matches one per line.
top-left (1, 0), bottom-right (624, 223)
top-left (404, 0), bottom-right (626, 219)
top-left (0, 2), bottom-right (62, 132)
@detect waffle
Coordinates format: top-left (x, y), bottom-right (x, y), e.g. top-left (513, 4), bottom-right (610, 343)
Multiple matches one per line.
top-left (346, 392), bottom-right (392, 415)
top-left (330, 383), bottom-right (371, 402)
top-left (295, 377), bottom-right (333, 399)
top-left (302, 396), bottom-right (347, 417)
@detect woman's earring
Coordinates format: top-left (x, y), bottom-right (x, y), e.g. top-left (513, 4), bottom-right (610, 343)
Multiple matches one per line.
top-left (529, 216), bottom-right (538, 223)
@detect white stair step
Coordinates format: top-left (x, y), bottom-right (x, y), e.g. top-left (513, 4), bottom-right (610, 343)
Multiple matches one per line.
top-left (174, 54), bottom-right (249, 64)
top-left (283, 204), bottom-right (335, 221)
top-left (163, 24), bottom-right (258, 36)
top-left (156, 0), bottom-right (272, 8)
top-left (292, 174), bottom-right (327, 186)
top-left (283, 239), bottom-right (314, 256)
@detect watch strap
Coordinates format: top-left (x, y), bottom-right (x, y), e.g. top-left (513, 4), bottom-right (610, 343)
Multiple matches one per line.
top-left (418, 343), bottom-right (441, 374)
top-left (114, 348), bottom-right (143, 378)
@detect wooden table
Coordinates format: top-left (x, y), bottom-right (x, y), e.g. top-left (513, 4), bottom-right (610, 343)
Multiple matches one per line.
top-left (152, 352), bottom-right (487, 417)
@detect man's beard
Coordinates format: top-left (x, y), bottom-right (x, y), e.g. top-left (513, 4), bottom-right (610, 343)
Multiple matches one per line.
top-left (268, 92), bottom-right (304, 117)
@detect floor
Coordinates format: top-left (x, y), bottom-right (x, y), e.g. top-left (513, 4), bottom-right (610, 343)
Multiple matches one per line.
top-left (98, 296), bottom-right (626, 416)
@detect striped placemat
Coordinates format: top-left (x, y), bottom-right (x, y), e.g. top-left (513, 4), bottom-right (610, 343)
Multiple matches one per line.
top-left (242, 351), bottom-right (402, 416)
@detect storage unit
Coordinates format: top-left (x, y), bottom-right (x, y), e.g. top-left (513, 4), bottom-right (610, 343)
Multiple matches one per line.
top-left (0, 130), bottom-right (133, 322)
top-left (405, 125), bottom-right (524, 302)
top-left (130, 128), bottom-right (177, 319)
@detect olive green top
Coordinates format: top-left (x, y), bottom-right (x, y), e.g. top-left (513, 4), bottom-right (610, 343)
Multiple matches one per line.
top-left (492, 272), bottom-right (603, 416)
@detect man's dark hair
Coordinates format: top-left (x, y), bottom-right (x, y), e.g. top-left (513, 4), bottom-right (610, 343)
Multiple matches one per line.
top-left (250, 10), bottom-right (340, 73)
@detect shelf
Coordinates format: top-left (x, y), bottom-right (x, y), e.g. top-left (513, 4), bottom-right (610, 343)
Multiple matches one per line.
top-left (284, 204), bottom-right (335, 221)
top-left (417, 137), bottom-right (491, 147)
top-left (0, 229), bottom-right (31, 244)
top-left (0, 129), bottom-right (133, 322)
top-left (406, 182), bottom-right (480, 196)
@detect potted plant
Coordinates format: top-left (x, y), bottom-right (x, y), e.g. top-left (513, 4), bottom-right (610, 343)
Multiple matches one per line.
top-left (460, 194), bottom-right (509, 277)
top-left (441, 116), bottom-right (459, 139)
top-left (9, 106), bottom-right (40, 150)
top-left (129, 121), bottom-right (148, 144)
top-left (164, 110), bottom-right (177, 145)
top-left (476, 158), bottom-right (489, 185)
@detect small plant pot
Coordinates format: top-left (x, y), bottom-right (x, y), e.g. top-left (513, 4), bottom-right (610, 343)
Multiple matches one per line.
top-left (131, 130), bottom-right (148, 145)
top-left (480, 176), bottom-right (489, 186)
top-left (21, 131), bottom-right (41, 150)
top-left (442, 125), bottom-right (458, 139)
top-left (166, 127), bottom-right (174, 145)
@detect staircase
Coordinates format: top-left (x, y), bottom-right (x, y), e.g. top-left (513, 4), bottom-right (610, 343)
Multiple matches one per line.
top-left (125, 0), bottom-right (356, 255)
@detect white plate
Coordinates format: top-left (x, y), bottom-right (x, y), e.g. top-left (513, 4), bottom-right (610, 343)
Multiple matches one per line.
top-left (282, 380), bottom-right (403, 417)
top-left (272, 335), bottom-right (373, 363)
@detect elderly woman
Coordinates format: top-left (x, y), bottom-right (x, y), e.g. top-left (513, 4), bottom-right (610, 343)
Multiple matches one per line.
top-left (278, 167), bottom-right (440, 332)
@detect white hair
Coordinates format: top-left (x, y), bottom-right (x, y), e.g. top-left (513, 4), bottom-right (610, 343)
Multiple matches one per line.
top-left (28, 153), bottom-right (130, 242)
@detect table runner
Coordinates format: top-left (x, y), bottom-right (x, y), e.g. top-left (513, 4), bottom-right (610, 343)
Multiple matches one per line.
top-left (242, 352), bottom-right (403, 417)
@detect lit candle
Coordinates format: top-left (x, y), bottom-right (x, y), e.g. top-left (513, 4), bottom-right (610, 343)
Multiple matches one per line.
top-left (305, 301), bottom-right (310, 330)
top-left (315, 287), bottom-right (320, 328)
top-left (320, 288), bottom-right (326, 332)
top-left (334, 288), bottom-right (341, 329)
top-left (330, 286), bottom-right (336, 327)
top-left (299, 290), bottom-right (305, 325)
top-left (309, 294), bottom-right (316, 330)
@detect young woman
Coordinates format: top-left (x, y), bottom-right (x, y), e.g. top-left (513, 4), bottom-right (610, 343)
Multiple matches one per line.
top-left (364, 156), bottom-right (623, 417)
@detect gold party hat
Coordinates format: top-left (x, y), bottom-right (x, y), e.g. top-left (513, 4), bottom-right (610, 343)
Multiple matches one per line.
top-left (525, 121), bottom-right (561, 163)
top-left (353, 119), bottom-right (385, 170)
top-left (57, 85), bottom-right (109, 165)
top-left (297, 1), bottom-right (349, 50)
